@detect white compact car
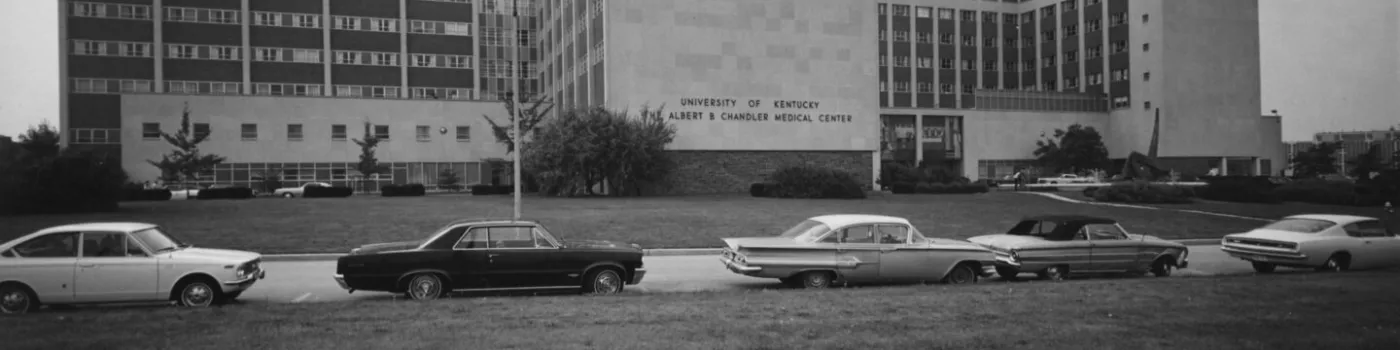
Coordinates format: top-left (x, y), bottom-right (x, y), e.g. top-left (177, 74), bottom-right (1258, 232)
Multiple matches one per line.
top-left (0, 223), bottom-right (266, 314)
top-left (1220, 214), bottom-right (1400, 273)
top-left (272, 182), bottom-right (331, 198)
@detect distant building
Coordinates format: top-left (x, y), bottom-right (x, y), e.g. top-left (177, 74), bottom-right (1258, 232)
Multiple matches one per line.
top-left (1284, 129), bottom-right (1400, 175)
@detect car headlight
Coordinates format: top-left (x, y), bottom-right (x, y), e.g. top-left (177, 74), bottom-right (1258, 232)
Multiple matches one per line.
top-left (235, 260), bottom-right (260, 279)
top-left (1009, 249), bottom-right (1020, 262)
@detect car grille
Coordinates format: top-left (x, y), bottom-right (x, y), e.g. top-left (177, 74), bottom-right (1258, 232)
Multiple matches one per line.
top-left (1224, 238), bottom-right (1297, 250)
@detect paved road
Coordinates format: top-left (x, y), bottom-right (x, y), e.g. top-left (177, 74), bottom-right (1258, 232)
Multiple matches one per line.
top-left (234, 244), bottom-right (1297, 304)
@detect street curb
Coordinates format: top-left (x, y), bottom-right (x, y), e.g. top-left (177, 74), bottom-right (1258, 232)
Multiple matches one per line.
top-left (262, 242), bottom-right (1220, 262)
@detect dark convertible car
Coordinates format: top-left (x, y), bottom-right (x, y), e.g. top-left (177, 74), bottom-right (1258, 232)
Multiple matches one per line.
top-left (333, 218), bottom-right (646, 300)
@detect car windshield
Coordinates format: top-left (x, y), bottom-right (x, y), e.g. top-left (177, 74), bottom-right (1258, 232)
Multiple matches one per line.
top-left (778, 220), bottom-right (831, 241)
top-left (132, 227), bottom-right (188, 253)
top-left (1007, 220), bottom-right (1059, 236)
top-left (1259, 218), bottom-right (1335, 234)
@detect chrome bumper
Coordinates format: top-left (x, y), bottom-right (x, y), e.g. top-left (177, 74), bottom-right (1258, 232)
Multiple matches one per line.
top-left (222, 270), bottom-right (266, 286)
top-left (1220, 246), bottom-right (1308, 263)
top-left (630, 268), bottom-right (647, 285)
top-left (719, 256), bottom-right (762, 274)
top-left (333, 274), bottom-right (350, 291)
top-left (979, 264), bottom-right (997, 277)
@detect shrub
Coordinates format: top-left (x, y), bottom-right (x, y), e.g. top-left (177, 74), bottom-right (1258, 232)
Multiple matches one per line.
top-left (1, 150), bottom-right (128, 214)
top-left (890, 182), bottom-right (917, 194)
top-left (765, 166), bottom-right (866, 199)
top-left (749, 183), bottom-right (775, 197)
top-left (437, 169), bottom-right (463, 192)
top-left (196, 187), bottom-right (254, 200)
top-left (1197, 176), bottom-right (1281, 204)
top-left (304, 186), bottom-right (354, 198)
top-left (382, 184), bottom-right (427, 197)
top-left (1088, 181), bottom-right (1194, 204)
top-left (1020, 186), bottom-right (1061, 193)
top-left (1270, 179), bottom-right (1394, 207)
top-left (1082, 186), bottom-right (1099, 197)
top-left (471, 184), bottom-right (514, 195)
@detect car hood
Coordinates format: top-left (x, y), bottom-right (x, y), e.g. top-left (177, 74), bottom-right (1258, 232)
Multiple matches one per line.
top-left (720, 237), bottom-right (798, 250)
top-left (966, 234), bottom-right (1047, 249)
top-left (168, 247), bottom-right (260, 263)
top-left (1226, 229), bottom-right (1328, 243)
top-left (354, 240), bottom-right (424, 254)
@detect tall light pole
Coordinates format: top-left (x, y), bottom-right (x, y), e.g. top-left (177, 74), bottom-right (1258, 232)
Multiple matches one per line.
top-left (511, 0), bottom-right (523, 221)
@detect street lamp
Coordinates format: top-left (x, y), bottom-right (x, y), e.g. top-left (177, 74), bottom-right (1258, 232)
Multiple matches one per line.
top-left (511, 0), bottom-right (522, 221)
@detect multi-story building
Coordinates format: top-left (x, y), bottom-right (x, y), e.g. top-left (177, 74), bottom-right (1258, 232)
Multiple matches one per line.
top-left (61, 0), bottom-right (1284, 193)
top-left (1285, 129), bottom-right (1400, 175)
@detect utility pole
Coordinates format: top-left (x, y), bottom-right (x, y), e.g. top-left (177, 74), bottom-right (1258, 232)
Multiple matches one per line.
top-left (511, 0), bottom-right (523, 221)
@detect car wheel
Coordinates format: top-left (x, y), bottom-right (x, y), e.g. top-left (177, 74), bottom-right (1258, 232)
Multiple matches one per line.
top-left (943, 264), bottom-right (978, 285)
top-left (1251, 262), bottom-right (1277, 273)
top-left (405, 273), bottom-right (445, 300)
top-left (177, 279), bottom-right (222, 307)
top-left (1318, 254), bottom-right (1349, 272)
top-left (1150, 257), bottom-right (1174, 277)
top-left (582, 268), bottom-right (623, 294)
top-left (1038, 265), bottom-right (1068, 281)
top-left (995, 266), bottom-right (1021, 280)
top-left (282, 193), bottom-right (294, 198)
top-left (799, 271), bottom-right (834, 289)
top-left (0, 284), bottom-right (38, 314)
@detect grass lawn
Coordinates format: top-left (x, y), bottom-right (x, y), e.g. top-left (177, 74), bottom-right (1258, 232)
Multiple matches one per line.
top-left (1063, 191), bottom-right (1395, 220)
top-left (4, 272), bottom-right (1400, 349)
top-left (0, 192), bottom-right (1266, 254)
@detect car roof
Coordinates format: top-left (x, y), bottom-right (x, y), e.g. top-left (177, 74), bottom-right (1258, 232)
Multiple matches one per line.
top-left (1021, 215), bottom-right (1117, 224)
top-left (3, 222), bottom-right (158, 246)
top-left (1284, 214), bottom-right (1377, 224)
top-left (809, 214), bottom-right (911, 228)
top-left (442, 218), bottom-right (543, 227)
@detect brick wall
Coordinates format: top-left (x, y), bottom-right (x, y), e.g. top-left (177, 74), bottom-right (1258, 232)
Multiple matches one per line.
top-left (657, 150), bottom-right (873, 195)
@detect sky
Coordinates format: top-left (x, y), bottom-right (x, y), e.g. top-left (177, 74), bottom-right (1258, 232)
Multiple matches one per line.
top-left (1, 1), bottom-right (1397, 141)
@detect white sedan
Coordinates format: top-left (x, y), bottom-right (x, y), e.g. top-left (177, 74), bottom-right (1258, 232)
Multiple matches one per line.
top-left (272, 182), bottom-right (331, 198)
top-left (1220, 214), bottom-right (1400, 273)
top-left (0, 223), bottom-right (266, 314)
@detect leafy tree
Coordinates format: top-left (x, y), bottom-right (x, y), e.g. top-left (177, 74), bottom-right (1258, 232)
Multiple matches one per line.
top-left (438, 168), bottom-right (463, 191)
top-left (352, 121), bottom-right (390, 190)
top-left (1033, 124), bottom-right (1110, 174)
top-left (1, 124), bottom-right (127, 215)
top-left (1350, 144), bottom-right (1385, 180)
top-left (523, 106), bottom-right (676, 197)
top-left (481, 92), bottom-right (555, 154)
top-left (17, 120), bottom-right (60, 160)
top-left (1290, 142), bottom-right (1341, 178)
top-left (253, 168), bottom-right (283, 194)
top-left (146, 104), bottom-right (226, 196)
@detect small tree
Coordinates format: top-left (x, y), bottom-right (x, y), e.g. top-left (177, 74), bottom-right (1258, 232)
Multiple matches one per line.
top-left (352, 121), bottom-right (390, 191)
top-left (17, 120), bottom-right (60, 160)
top-left (147, 104), bottom-right (226, 196)
top-left (1290, 142), bottom-right (1341, 178)
top-left (524, 106), bottom-right (676, 197)
top-left (437, 168), bottom-right (463, 192)
top-left (1033, 124), bottom-right (1110, 174)
top-left (481, 92), bottom-right (555, 154)
top-left (253, 168), bottom-right (283, 194)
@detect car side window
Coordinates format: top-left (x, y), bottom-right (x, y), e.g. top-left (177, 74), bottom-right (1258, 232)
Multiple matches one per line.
top-left (125, 236), bottom-right (149, 256)
top-left (531, 228), bottom-right (557, 248)
top-left (1348, 221), bottom-right (1388, 238)
top-left (81, 232), bottom-right (131, 257)
top-left (842, 225), bottom-right (875, 244)
top-left (488, 227), bottom-right (536, 248)
top-left (1084, 224), bottom-right (1126, 240)
top-left (13, 232), bottom-right (79, 258)
top-left (876, 225), bottom-right (909, 244)
top-left (819, 230), bottom-right (842, 243)
top-left (454, 228), bottom-right (488, 249)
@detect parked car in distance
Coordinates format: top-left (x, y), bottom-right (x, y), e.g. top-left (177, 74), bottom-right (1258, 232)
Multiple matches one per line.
top-left (272, 182), bottom-right (331, 198)
top-left (967, 215), bottom-right (1190, 281)
top-left (0, 223), bottom-right (266, 314)
top-left (334, 218), bottom-right (645, 300)
top-left (1037, 174), bottom-right (1097, 184)
top-left (1220, 214), bottom-right (1400, 273)
top-left (718, 214), bottom-right (997, 288)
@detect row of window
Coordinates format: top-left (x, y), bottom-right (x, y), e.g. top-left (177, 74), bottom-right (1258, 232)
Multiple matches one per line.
top-left (140, 122), bottom-right (473, 143)
top-left (877, 69), bottom-right (1126, 93)
top-left (879, 1), bottom-right (1114, 25)
top-left (70, 2), bottom-right (473, 37)
top-left (878, 44), bottom-right (1124, 71)
top-left (881, 17), bottom-right (1114, 46)
top-left (72, 78), bottom-right (479, 100)
top-left (71, 40), bottom-right (476, 69)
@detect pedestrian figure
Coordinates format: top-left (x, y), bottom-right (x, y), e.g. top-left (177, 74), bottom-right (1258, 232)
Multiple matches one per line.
top-left (1012, 169), bottom-right (1024, 191)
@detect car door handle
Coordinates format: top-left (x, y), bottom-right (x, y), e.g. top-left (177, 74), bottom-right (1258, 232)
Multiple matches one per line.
top-left (79, 263), bottom-right (95, 268)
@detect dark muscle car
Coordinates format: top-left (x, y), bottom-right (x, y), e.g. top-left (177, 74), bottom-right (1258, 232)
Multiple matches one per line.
top-left (333, 219), bottom-right (646, 300)
top-left (967, 215), bottom-right (1189, 281)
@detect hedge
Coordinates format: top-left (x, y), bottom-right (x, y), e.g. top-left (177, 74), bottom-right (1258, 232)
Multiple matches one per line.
top-left (750, 183), bottom-right (772, 197)
top-left (889, 182), bottom-right (989, 194)
top-left (759, 166), bottom-right (866, 199)
top-left (1196, 176), bottom-right (1281, 204)
top-left (304, 186), bottom-right (354, 198)
top-left (382, 184), bottom-right (427, 197)
top-left (195, 187), bottom-right (254, 200)
top-left (471, 184), bottom-right (515, 195)
top-left (1272, 179), bottom-right (1397, 207)
top-left (1087, 181), bottom-right (1194, 204)
top-left (122, 188), bottom-right (172, 201)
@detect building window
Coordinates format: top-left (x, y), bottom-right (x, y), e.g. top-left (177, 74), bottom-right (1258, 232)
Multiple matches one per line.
top-left (416, 126), bottom-right (431, 141)
top-left (192, 123), bottom-right (210, 139)
top-left (1087, 0), bottom-right (1101, 5)
top-left (411, 87), bottom-right (473, 100)
top-left (1112, 96), bottom-right (1130, 108)
top-left (1087, 73), bottom-right (1103, 85)
top-left (1043, 55), bottom-right (1056, 67)
top-left (373, 125), bottom-right (390, 140)
top-left (1086, 18), bottom-right (1102, 32)
top-left (142, 123), bottom-right (161, 139)
top-left (1143, 43), bottom-right (1150, 52)
top-left (1143, 14), bottom-right (1150, 23)
top-left (893, 5), bottom-right (909, 17)
top-left (1043, 80), bottom-right (1057, 91)
top-left (1005, 61), bottom-right (1018, 73)
top-left (1064, 25), bottom-right (1078, 37)
top-left (1143, 72), bottom-right (1151, 81)
top-left (1022, 60), bottom-right (1035, 71)
top-left (335, 85), bottom-right (401, 99)
top-left (1087, 45), bottom-right (1103, 59)
top-left (917, 82), bottom-right (933, 93)
top-left (1005, 38), bottom-right (1018, 48)
top-left (894, 31), bottom-right (909, 42)
top-left (1111, 12), bottom-right (1127, 26)
top-left (254, 83), bottom-right (323, 96)
top-left (1041, 30), bottom-right (1056, 42)
top-left (894, 81), bottom-right (910, 93)
top-left (939, 83), bottom-right (953, 94)
top-left (1065, 77), bottom-right (1080, 89)
top-left (961, 84), bottom-right (974, 94)
top-left (878, 30), bottom-right (886, 41)
top-left (1111, 41), bottom-right (1127, 54)
top-left (1021, 12), bottom-right (1033, 24)
top-left (241, 124), bottom-right (257, 141)
top-left (983, 36), bottom-right (997, 48)
top-left (1022, 36), bottom-right (1034, 48)
top-left (1064, 50), bottom-right (1078, 63)
top-left (1111, 69), bottom-right (1129, 82)
top-left (983, 12), bottom-right (998, 24)
top-left (168, 44), bottom-right (196, 59)
top-left (71, 2), bottom-right (150, 20)
top-left (960, 60), bottom-right (974, 70)
top-left (456, 126), bottom-right (471, 142)
top-left (167, 81), bottom-right (240, 95)
top-left (288, 124), bottom-right (303, 141)
top-left (939, 59), bottom-right (952, 69)
top-left (1004, 14), bottom-right (1018, 24)
top-left (961, 35), bottom-right (975, 47)
top-left (894, 56), bottom-right (910, 67)
top-left (878, 4), bottom-right (887, 16)
top-left (879, 55), bottom-right (887, 66)
top-left (984, 60), bottom-right (998, 71)
top-left (914, 7), bottom-right (930, 18)
top-left (879, 81), bottom-right (887, 92)
top-left (1062, 0), bottom-right (1078, 11)
top-left (938, 9), bottom-right (954, 20)
top-left (917, 57), bottom-right (933, 68)
top-left (410, 20), bottom-right (473, 36)
top-left (332, 124), bottom-right (347, 141)
top-left (939, 33), bottom-right (953, 45)
top-left (1041, 6), bottom-right (1055, 18)
top-left (960, 10), bottom-right (976, 22)
top-left (916, 32), bottom-right (932, 43)
top-left (1144, 101), bottom-right (1152, 110)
